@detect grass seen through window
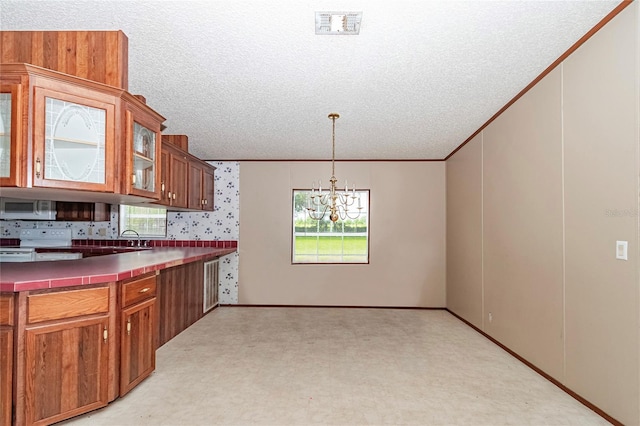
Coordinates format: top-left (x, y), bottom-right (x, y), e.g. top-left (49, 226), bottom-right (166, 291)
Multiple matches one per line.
top-left (292, 190), bottom-right (369, 263)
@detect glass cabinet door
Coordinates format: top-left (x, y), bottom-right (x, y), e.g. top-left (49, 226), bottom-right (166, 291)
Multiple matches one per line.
top-left (0, 84), bottom-right (23, 187)
top-left (0, 92), bottom-right (11, 178)
top-left (44, 97), bottom-right (106, 183)
top-left (34, 87), bottom-right (115, 192)
top-left (132, 122), bottom-right (156, 192)
top-left (125, 105), bottom-right (161, 199)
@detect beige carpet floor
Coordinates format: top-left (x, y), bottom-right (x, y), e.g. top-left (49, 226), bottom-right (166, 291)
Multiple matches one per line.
top-left (61, 307), bottom-right (609, 426)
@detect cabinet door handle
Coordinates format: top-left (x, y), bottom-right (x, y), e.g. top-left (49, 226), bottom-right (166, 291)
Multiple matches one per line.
top-left (204, 199), bottom-right (208, 205)
top-left (161, 182), bottom-right (165, 193)
top-left (173, 193), bottom-right (176, 200)
top-left (35, 158), bottom-right (42, 178)
top-left (103, 327), bottom-right (108, 343)
top-left (126, 318), bottom-right (131, 335)
top-left (138, 287), bottom-right (150, 294)
top-left (132, 173), bottom-right (136, 184)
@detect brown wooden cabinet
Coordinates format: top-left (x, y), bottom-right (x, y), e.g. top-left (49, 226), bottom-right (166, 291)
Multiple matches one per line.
top-left (158, 142), bottom-right (189, 208)
top-left (0, 83), bottom-right (24, 187)
top-left (157, 260), bottom-right (205, 347)
top-left (188, 161), bottom-right (204, 210)
top-left (121, 102), bottom-right (163, 199)
top-left (0, 294), bottom-right (14, 426)
top-left (202, 166), bottom-right (215, 212)
top-left (0, 64), bottom-right (165, 203)
top-left (16, 286), bottom-right (112, 426)
top-left (24, 316), bottom-right (110, 425)
top-left (188, 160), bottom-right (215, 211)
top-left (119, 273), bottom-right (157, 396)
top-left (32, 82), bottom-right (117, 192)
top-left (56, 202), bottom-right (110, 221)
top-left (4, 255), bottom-right (221, 424)
top-left (159, 136), bottom-right (214, 211)
top-left (0, 31), bottom-right (129, 90)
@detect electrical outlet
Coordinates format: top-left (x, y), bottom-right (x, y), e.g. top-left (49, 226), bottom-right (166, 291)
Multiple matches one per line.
top-left (98, 228), bottom-right (107, 237)
top-left (88, 227), bottom-right (93, 236)
top-left (488, 312), bottom-right (493, 323)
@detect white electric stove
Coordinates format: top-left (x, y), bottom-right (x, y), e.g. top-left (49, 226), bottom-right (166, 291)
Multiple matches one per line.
top-left (0, 229), bottom-right (82, 262)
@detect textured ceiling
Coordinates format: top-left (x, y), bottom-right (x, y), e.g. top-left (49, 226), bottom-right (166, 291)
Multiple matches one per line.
top-left (0, 1), bottom-right (622, 160)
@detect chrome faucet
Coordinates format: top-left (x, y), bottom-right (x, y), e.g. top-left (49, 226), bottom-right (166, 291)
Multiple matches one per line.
top-left (120, 229), bottom-right (141, 247)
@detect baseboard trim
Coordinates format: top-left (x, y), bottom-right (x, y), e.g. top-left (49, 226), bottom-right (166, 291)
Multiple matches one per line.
top-left (445, 309), bottom-right (622, 426)
top-left (220, 304), bottom-right (446, 310)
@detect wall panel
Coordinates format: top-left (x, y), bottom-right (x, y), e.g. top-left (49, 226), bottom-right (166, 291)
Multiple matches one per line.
top-left (446, 134), bottom-right (483, 328)
top-left (482, 67), bottom-right (564, 380)
top-left (563, 3), bottom-right (639, 423)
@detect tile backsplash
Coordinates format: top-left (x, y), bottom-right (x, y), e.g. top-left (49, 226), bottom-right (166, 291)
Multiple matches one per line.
top-left (0, 161), bottom-right (240, 303)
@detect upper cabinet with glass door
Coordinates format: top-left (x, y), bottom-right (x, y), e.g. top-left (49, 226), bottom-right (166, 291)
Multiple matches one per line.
top-left (122, 97), bottom-right (163, 199)
top-left (0, 64), bottom-right (165, 200)
top-left (33, 85), bottom-right (116, 192)
top-left (0, 84), bottom-right (24, 187)
top-left (0, 91), bottom-right (11, 179)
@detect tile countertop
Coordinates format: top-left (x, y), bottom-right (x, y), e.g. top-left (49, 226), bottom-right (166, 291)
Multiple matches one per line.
top-left (0, 246), bottom-right (237, 292)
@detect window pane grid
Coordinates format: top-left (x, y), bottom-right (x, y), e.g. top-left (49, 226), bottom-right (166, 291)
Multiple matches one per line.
top-left (292, 190), bottom-right (369, 264)
top-left (119, 205), bottom-right (167, 238)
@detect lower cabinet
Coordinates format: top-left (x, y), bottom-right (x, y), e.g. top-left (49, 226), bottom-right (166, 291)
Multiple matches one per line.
top-left (157, 260), bottom-right (205, 347)
top-left (15, 286), bottom-right (113, 426)
top-left (1, 293), bottom-right (14, 426)
top-left (23, 316), bottom-right (110, 425)
top-left (5, 268), bottom-right (194, 425)
top-left (119, 273), bottom-right (157, 396)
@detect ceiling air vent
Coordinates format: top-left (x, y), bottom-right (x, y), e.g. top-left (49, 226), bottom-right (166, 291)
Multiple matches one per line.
top-left (315, 12), bottom-right (362, 35)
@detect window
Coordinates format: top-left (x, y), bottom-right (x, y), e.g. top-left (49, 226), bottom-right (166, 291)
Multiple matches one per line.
top-left (292, 190), bottom-right (369, 263)
top-left (119, 205), bottom-right (167, 238)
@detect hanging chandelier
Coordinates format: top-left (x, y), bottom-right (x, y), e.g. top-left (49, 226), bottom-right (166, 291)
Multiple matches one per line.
top-left (306, 113), bottom-right (362, 222)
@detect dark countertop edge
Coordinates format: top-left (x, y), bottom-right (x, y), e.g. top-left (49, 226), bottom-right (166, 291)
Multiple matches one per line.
top-left (0, 247), bottom-right (237, 292)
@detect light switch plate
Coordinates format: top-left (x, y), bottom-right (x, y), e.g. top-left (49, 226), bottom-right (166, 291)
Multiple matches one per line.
top-left (616, 241), bottom-right (628, 260)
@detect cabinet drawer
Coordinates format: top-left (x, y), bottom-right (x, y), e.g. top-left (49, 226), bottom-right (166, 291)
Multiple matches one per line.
top-left (27, 287), bottom-right (109, 324)
top-left (0, 294), bottom-right (14, 326)
top-left (121, 274), bottom-right (156, 308)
